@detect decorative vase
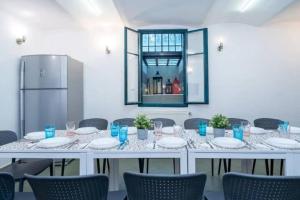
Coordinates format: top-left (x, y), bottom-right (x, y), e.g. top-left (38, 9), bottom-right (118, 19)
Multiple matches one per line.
top-left (137, 129), bottom-right (148, 140)
top-left (213, 128), bottom-right (225, 138)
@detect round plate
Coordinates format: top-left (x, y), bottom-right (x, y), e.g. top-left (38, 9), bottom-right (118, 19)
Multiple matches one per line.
top-left (265, 137), bottom-right (300, 149)
top-left (250, 127), bottom-right (266, 135)
top-left (88, 138), bottom-right (119, 150)
top-left (156, 136), bottom-right (187, 149)
top-left (128, 127), bottom-right (137, 135)
top-left (211, 137), bottom-right (245, 149)
top-left (36, 137), bottom-right (73, 149)
top-left (75, 127), bottom-right (98, 135)
top-left (290, 126), bottom-right (300, 134)
top-left (24, 131), bottom-right (45, 141)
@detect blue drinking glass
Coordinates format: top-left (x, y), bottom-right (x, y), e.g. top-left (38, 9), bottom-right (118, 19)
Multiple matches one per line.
top-left (45, 125), bottom-right (56, 139)
top-left (110, 122), bottom-right (120, 137)
top-left (279, 121), bottom-right (289, 137)
top-left (119, 126), bottom-right (128, 143)
top-left (198, 121), bottom-right (207, 136)
top-left (232, 124), bottom-right (243, 141)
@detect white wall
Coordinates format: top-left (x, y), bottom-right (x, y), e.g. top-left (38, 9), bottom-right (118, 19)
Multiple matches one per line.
top-left (36, 22), bottom-right (300, 126)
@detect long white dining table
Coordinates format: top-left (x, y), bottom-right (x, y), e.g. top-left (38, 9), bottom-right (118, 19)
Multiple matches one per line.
top-left (1, 129), bottom-right (300, 191)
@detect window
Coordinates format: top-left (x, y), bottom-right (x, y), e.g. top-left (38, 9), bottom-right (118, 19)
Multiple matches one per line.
top-left (124, 28), bottom-right (209, 107)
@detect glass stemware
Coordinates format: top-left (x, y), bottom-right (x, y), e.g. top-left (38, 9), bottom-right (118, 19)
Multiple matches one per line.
top-left (154, 121), bottom-right (162, 137)
top-left (66, 121), bottom-right (76, 136)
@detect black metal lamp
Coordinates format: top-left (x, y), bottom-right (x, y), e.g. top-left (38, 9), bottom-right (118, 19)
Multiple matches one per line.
top-left (153, 71), bottom-right (163, 94)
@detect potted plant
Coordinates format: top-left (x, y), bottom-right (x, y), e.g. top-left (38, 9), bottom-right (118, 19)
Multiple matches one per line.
top-left (134, 114), bottom-right (152, 140)
top-left (210, 114), bottom-right (230, 137)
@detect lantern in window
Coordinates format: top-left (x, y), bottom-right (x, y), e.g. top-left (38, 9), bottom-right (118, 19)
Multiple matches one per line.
top-left (153, 71), bottom-right (163, 94)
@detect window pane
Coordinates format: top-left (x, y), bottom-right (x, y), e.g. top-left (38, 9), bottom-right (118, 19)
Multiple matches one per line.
top-left (146, 58), bottom-right (156, 66)
top-left (156, 46), bottom-right (161, 52)
top-left (149, 47), bottom-right (155, 52)
top-left (158, 59), bottom-right (168, 66)
top-left (163, 46), bottom-right (168, 52)
top-left (175, 34), bottom-right (182, 45)
top-left (169, 46), bottom-right (175, 51)
top-left (175, 46), bottom-right (182, 52)
top-left (149, 34), bottom-right (155, 46)
top-left (156, 34), bottom-right (161, 46)
top-left (142, 34), bottom-right (148, 47)
top-left (169, 34), bottom-right (175, 45)
top-left (162, 34), bottom-right (168, 45)
top-left (142, 47), bottom-right (148, 52)
top-left (168, 59), bottom-right (179, 66)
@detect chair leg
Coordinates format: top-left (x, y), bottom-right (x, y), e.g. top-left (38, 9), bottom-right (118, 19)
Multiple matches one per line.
top-left (102, 159), bottom-right (107, 174)
top-left (138, 158), bottom-right (144, 173)
top-left (97, 159), bottom-right (101, 173)
top-left (270, 159), bottom-right (274, 175)
top-left (211, 159), bottom-right (214, 176)
top-left (19, 179), bottom-right (24, 192)
top-left (172, 158), bottom-right (176, 174)
top-left (107, 159), bottom-right (110, 173)
top-left (228, 159), bottom-right (231, 172)
top-left (218, 159), bottom-right (222, 175)
top-left (61, 159), bottom-right (66, 176)
top-left (50, 162), bottom-right (54, 176)
top-left (252, 159), bottom-right (256, 174)
top-left (265, 159), bottom-right (269, 175)
top-left (280, 159), bottom-right (284, 176)
top-left (223, 159), bottom-right (228, 173)
top-left (146, 158), bottom-right (150, 173)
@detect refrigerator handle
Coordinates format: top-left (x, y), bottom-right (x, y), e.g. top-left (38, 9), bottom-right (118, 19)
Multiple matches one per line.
top-left (20, 60), bottom-right (25, 89)
top-left (20, 90), bottom-right (25, 138)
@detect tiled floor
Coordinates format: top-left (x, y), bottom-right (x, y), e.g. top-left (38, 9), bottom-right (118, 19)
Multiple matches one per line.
top-left (23, 158), bottom-right (283, 192)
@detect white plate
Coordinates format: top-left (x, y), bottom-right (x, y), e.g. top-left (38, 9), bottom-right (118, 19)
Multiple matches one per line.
top-left (128, 127), bottom-right (137, 135)
top-left (24, 131), bottom-right (45, 141)
top-left (211, 137), bottom-right (245, 149)
top-left (265, 137), bottom-right (300, 149)
top-left (36, 137), bottom-right (73, 149)
top-left (88, 138), bottom-right (119, 150)
top-left (74, 127), bottom-right (98, 135)
top-left (157, 136), bottom-right (187, 149)
top-left (290, 126), bottom-right (300, 134)
top-left (250, 127), bottom-right (266, 135)
top-left (162, 127), bottom-right (174, 134)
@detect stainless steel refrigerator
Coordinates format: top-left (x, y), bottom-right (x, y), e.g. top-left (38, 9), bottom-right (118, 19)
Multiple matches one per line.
top-left (20, 55), bottom-right (83, 138)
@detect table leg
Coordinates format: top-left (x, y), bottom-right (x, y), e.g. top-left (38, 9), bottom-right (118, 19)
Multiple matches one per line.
top-left (285, 154), bottom-right (300, 176)
top-left (109, 159), bottom-right (119, 191)
top-left (79, 154), bottom-right (88, 175)
top-left (188, 153), bottom-right (196, 174)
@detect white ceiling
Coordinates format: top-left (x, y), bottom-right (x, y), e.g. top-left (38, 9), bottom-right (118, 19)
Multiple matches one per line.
top-left (0, 0), bottom-right (299, 30)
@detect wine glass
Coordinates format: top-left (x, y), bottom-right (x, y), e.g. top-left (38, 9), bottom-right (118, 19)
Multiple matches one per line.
top-left (241, 121), bottom-right (251, 137)
top-left (154, 121), bottom-right (162, 137)
top-left (66, 121), bottom-right (76, 136)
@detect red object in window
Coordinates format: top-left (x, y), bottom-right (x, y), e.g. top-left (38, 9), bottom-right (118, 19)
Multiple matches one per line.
top-left (172, 77), bottom-right (182, 94)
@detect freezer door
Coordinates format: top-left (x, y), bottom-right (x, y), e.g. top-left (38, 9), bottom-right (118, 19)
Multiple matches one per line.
top-left (21, 55), bottom-right (67, 89)
top-left (23, 89), bottom-right (67, 135)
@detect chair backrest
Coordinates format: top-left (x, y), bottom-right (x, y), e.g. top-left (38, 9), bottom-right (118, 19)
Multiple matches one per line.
top-left (124, 172), bottom-right (206, 200)
top-left (26, 174), bottom-right (109, 200)
top-left (228, 118), bottom-right (250, 129)
top-left (254, 118), bottom-right (283, 130)
top-left (184, 118), bottom-right (210, 129)
top-left (0, 131), bottom-right (17, 146)
top-left (0, 173), bottom-right (14, 200)
top-left (223, 172), bottom-right (300, 200)
top-left (113, 118), bottom-right (135, 126)
top-left (79, 118), bottom-right (108, 130)
top-left (151, 118), bottom-right (175, 127)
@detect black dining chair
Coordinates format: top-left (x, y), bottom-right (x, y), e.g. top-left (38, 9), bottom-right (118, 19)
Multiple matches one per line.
top-left (253, 118), bottom-right (284, 176)
top-left (61, 118), bottom-right (109, 175)
top-left (223, 172), bottom-right (300, 200)
top-left (26, 174), bottom-right (126, 200)
top-left (184, 118), bottom-right (216, 176)
top-left (124, 172), bottom-right (207, 200)
top-left (0, 130), bottom-right (53, 192)
top-left (217, 118), bottom-right (251, 175)
top-left (146, 118), bottom-right (176, 174)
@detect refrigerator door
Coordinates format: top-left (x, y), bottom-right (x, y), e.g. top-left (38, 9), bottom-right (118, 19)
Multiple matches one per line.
top-left (21, 55), bottom-right (67, 89)
top-left (22, 89), bottom-right (67, 135)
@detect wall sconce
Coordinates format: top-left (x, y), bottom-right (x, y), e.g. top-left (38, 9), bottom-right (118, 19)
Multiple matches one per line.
top-left (16, 36), bottom-right (26, 45)
top-left (105, 46), bottom-right (111, 54)
top-left (217, 42), bottom-right (223, 52)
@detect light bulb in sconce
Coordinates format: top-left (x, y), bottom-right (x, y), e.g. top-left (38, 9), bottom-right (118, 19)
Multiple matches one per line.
top-left (16, 36), bottom-right (26, 45)
top-left (105, 46), bottom-right (111, 54)
top-left (217, 38), bottom-right (224, 52)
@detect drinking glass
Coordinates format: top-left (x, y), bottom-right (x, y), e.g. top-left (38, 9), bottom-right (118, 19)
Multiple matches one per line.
top-left (154, 121), bottom-right (162, 136)
top-left (173, 125), bottom-right (183, 136)
top-left (119, 125), bottom-right (128, 143)
top-left (232, 124), bottom-right (243, 141)
top-left (279, 121), bottom-right (290, 138)
top-left (66, 121), bottom-right (76, 136)
top-left (198, 121), bottom-right (207, 136)
top-left (110, 122), bottom-right (120, 137)
top-left (241, 121), bottom-right (251, 137)
top-left (45, 125), bottom-right (56, 139)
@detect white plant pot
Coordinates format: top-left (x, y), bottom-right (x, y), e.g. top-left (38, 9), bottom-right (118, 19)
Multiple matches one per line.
top-left (213, 128), bottom-right (225, 138)
top-left (137, 129), bottom-right (148, 140)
